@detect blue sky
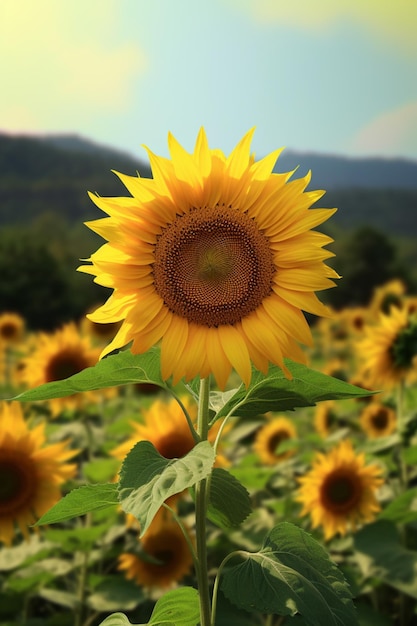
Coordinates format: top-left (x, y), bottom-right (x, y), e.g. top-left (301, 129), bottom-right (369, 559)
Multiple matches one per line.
top-left (1, 0), bottom-right (416, 162)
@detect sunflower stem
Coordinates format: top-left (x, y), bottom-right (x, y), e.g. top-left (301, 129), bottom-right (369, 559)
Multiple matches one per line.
top-left (195, 376), bottom-right (212, 626)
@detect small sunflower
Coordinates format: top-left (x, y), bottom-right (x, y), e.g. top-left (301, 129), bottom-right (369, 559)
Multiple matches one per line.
top-left (20, 323), bottom-right (107, 415)
top-left (253, 415), bottom-right (297, 464)
top-left (79, 129), bottom-right (338, 389)
top-left (369, 279), bottom-right (405, 318)
top-left (359, 402), bottom-right (396, 439)
top-left (314, 401), bottom-right (338, 438)
top-left (0, 312), bottom-right (25, 347)
top-left (118, 514), bottom-right (194, 589)
top-left (111, 395), bottom-right (228, 467)
top-left (297, 440), bottom-right (383, 540)
top-left (0, 402), bottom-right (78, 545)
top-left (358, 308), bottom-right (417, 389)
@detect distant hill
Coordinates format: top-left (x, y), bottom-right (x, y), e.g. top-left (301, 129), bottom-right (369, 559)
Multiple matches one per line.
top-left (275, 150), bottom-right (417, 190)
top-left (1, 132), bottom-right (417, 236)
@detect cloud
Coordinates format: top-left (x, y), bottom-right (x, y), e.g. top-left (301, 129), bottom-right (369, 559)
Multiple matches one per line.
top-left (0, 0), bottom-right (146, 132)
top-left (228, 0), bottom-right (417, 55)
top-left (348, 101), bottom-right (417, 158)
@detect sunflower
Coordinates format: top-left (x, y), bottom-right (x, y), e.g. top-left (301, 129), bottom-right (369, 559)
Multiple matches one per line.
top-left (118, 513), bottom-right (194, 589)
top-left (314, 401), bottom-right (338, 438)
top-left (20, 322), bottom-right (110, 416)
top-left (358, 308), bottom-right (417, 389)
top-left (111, 395), bottom-right (228, 467)
top-left (253, 415), bottom-right (297, 464)
top-left (79, 129), bottom-right (338, 389)
top-left (359, 402), bottom-right (396, 439)
top-left (80, 306), bottom-right (122, 344)
top-left (0, 312), bottom-right (25, 347)
top-left (369, 279), bottom-right (405, 318)
top-left (297, 440), bottom-right (383, 540)
top-left (0, 402), bottom-right (78, 545)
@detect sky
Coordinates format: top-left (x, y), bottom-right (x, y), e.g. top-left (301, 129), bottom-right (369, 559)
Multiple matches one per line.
top-left (1, 0), bottom-right (417, 162)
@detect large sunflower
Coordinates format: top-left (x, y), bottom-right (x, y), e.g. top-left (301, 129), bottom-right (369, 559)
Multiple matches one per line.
top-left (297, 440), bottom-right (383, 540)
top-left (20, 323), bottom-right (109, 415)
top-left (0, 402), bottom-right (78, 545)
top-left (80, 129), bottom-right (338, 388)
top-left (358, 308), bottom-right (417, 389)
top-left (118, 513), bottom-right (194, 589)
top-left (253, 415), bottom-right (297, 464)
top-left (111, 395), bottom-right (228, 467)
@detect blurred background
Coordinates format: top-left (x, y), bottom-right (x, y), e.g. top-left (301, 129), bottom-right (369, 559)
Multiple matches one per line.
top-left (1, 0), bottom-right (417, 331)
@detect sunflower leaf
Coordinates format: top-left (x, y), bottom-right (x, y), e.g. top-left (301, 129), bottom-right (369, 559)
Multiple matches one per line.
top-left (354, 520), bottom-right (417, 599)
top-left (13, 347), bottom-right (166, 401)
top-left (35, 483), bottom-right (118, 525)
top-left (97, 587), bottom-right (199, 626)
top-left (207, 468), bottom-right (252, 528)
top-left (118, 440), bottom-right (215, 535)
top-left (215, 360), bottom-right (375, 421)
top-left (221, 522), bottom-right (358, 625)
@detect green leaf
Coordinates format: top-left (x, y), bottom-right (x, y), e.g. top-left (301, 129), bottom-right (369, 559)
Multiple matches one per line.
top-left (379, 487), bottom-right (417, 524)
top-left (36, 483), bottom-right (118, 525)
top-left (221, 522), bottom-right (357, 625)
top-left (354, 520), bottom-right (417, 599)
top-left (215, 360), bottom-right (374, 422)
top-left (207, 468), bottom-right (252, 528)
top-left (97, 587), bottom-right (199, 626)
top-left (149, 587), bottom-right (199, 625)
top-left (88, 577), bottom-right (145, 612)
top-left (118, 440), bottom-right (215, 535)
top-left (13, 347), bottom-right (166, 401)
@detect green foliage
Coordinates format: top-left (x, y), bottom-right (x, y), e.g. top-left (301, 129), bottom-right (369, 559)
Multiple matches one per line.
top-left (207, 468), bottom-right (252, 529)
top-left (35, 484), bottom-right (118, 525)
top-left (118, 440), bottom-right (215, 535)
top-left (98, 587), bottom-right (199, 626)
top-left (215, 360), bottom-right (373, 422)
top-left (221, 523), bottom-right (357, 625)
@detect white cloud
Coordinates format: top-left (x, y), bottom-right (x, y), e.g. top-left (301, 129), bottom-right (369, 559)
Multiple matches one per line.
top-left (227, 0), bottom-right (417, 55)
top-left (348, 102), bottom-right (417, 158)
top-left (0, 0), bottom-right (146, 132)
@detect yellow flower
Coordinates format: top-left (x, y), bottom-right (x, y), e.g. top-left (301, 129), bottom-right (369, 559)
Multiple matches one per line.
top-left (369, 279), bottom-right (406, 318)
top-left (111, 395), bottom-right (228, 467)
top-left (358, 308), bottom-right (417, 389)
top-left (20, 322), bottom-right (109, 416)
top-left (253, 415), bottom-right (297, 464)
top-left (0, 312), bottom-right (25, 347)
top-left (118, 513), bottom-right (194, 589)
top-left (314, 401), bottom-right (338, 438)
top-left (0, 402), bottom-right (78, 545)
top-left (359, 402), bottom-right (396, 439)
top-left (80, 129), bottom-right (337, 389)
top-left (80, 305), bottom-right (122, 344)
top-left (297, 440), bottom-right (383, 540)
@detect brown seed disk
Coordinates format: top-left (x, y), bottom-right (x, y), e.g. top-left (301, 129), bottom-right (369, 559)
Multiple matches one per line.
top-left (153, 205), bottom-right (275, 326)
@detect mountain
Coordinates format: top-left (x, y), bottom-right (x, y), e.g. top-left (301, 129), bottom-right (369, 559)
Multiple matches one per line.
top-left (274, 150), bottom-right (417, 190)
top-left (1, 132), bottom-right (417, 235)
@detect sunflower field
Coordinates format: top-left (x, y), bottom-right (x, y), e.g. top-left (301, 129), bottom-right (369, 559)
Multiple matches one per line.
top-left (1, 131), bottom-right (417, 626)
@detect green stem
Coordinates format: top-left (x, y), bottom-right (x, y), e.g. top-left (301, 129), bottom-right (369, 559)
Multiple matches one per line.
top-left (195, 377), bottom-right (212, 626)
top-left (211, 550), bottom-right (248, 626)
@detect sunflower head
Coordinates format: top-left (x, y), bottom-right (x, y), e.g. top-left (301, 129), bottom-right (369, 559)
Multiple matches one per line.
top-left (254, 415), bottom-right (297, 465)
top-left (0, 312), bottom-right (25, 347)
top-left (314, 401), bottom-right (338, 438)
top-left (297, 440), bottom-right (383, 540)
top-left (369, 279), bottom-right (405, 318)
top-left (0, 402), bottom-right (78, 545)
top-left (80, 129), bottom-right (338, 389)
top-left (358, 308), bottom-right (417, 389)
top-left (118, 513), bottom-right (194, 589)
top-left (20, 323), bottom-right (111, 416)
top-left (360, 402), bottom-right (397, 439)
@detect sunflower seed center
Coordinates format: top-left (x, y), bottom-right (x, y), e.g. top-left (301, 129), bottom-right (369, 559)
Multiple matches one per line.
top-left (153, 205), bottom-right (275, 326)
